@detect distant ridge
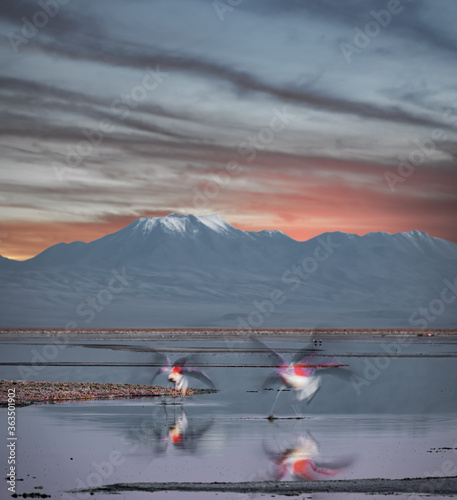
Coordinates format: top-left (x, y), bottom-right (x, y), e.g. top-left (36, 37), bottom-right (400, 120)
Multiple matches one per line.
top-left (0, 214), bottom-right (456, 328)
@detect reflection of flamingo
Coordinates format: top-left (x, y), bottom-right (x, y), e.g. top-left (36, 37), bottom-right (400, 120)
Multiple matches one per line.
top-left (264, 433), bottom-right (353, 481)
top-left (253, 339), bottom-right (350, 417)
top-left (168, 410), bottom-right (188, 445)
top-left (150, 407), bottom-right (214, 455)
top-left (151, 355), bottom-right (215, 397)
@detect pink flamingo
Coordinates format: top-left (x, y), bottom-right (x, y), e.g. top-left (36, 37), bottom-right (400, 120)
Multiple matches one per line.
top-left (151, 355), bottom-right (214, 397)
top-left (254, 339), bottom-right (350, 418)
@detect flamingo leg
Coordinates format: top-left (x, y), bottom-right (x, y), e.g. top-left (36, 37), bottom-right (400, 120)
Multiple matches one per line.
top-left (269, 385), bottom-right (286, 417)
top-left (163, 399), bottom-right (168, 420)
top-left (291, 401), bottom-right (303, 418)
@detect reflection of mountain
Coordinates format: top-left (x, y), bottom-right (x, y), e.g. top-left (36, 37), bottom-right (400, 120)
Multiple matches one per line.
top-left (264, 432), bottom-right (354, 481)
top-left (1, 213), bottom-right (457, 327)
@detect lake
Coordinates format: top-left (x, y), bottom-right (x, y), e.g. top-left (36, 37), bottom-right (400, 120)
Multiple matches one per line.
top-left (1, 331), bottom-right (457, 499)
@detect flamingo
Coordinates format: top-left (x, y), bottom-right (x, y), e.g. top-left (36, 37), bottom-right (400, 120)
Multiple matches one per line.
top-left (264, 432), bottom-right (353, 481)
top-left (150, 355), bottom-right (215, 398)
top-left (72, 343), bottom-right (215, 398)
top-left (253, 338), bottom-right (350, 418)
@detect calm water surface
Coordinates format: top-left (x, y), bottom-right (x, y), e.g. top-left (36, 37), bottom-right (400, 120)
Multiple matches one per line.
top-left (1, 333), bottom-right (457, 499)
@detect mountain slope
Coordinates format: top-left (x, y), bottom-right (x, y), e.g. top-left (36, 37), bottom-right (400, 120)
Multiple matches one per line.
top-left (0, 214), bottom-right (456, 328)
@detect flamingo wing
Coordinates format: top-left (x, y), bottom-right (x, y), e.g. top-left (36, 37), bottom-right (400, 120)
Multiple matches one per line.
top-left (150, 366), bottom-right (164, 385)
top-left (313, 455), bottom-right (354, 475)
top-left (291, 346), bottom-right (322, 364)
top-left (262, 443), bottom-right (289, 480)
top-left (295, 354), bottom-right (351, 378)
top-left (317, 365), bottom-right (353, 380)
top-left (262, 371), bottom-right (285, 389)
top-left (171, 356), bottom-right (215, 388)
top-left (73, 343), bottom-right (161, 353)
top-left (182, 366), bottom-right (215, 389)
top-left (150, 354), bottom-right (172, 384)
top-left (293, 458), bottom-right (348, 481)
top-left (249, 337), bottom-right (289, 367)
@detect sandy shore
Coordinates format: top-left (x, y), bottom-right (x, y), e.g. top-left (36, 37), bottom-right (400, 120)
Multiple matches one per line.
top-left (72, 477), bottom-right (457, 495)
top-left (0, 380), bottom-right (214, 407)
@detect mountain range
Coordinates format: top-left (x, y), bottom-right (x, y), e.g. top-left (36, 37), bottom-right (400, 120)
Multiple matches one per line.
top-left (1, 213), bottom-right (456, 328)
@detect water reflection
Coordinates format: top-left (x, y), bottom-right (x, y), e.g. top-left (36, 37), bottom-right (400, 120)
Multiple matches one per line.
top-left (153, 406), bottom-right (214, 454)
top-left (122, 404), bottom-right (215, 458)
top-left (263, 431), bottom-right (354, 481)
top-left (2, 335), bottom-right (456, 497)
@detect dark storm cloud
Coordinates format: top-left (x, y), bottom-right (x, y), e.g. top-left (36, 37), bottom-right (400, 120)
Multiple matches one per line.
top-left (0, 76), bottom-right (197, 142)
top-left (1, 0), bottom-right (456, 145)
top-left (243, 0), bottom-right (457, 62)
top-left (1, 0), bottom-right (453, 133)
top-left (0, 48), bottom-right (448, 143)
top-left (240, 0), bottom-right (456, 51)
top-left (0, 0), bottom-right (104, 43)
top-left (0, 75), bottom-right (210, 128)
top-left (11, 33), bottom-right (447, 132)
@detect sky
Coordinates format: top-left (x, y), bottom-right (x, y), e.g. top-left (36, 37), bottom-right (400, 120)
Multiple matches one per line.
top-left (0, 0), bottom-right (456, 260)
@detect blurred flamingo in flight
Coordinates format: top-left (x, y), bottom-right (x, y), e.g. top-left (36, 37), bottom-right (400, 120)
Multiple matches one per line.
top-left (151, 355), bottom-right (215, 397)
top-left (253, 338), bottom-right (350, 418)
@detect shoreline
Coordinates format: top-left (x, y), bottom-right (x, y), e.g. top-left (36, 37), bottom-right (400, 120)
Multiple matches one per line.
top-left (0, 380), bottom-right (214, 407)
top-left (1, 328), bottom-right (456, 341)
top-left (72, 476), bottom-right (457, 496)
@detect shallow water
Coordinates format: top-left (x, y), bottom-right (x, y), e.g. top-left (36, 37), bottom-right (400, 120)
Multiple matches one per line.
top-left (1, 333), bottom-right (457, 499)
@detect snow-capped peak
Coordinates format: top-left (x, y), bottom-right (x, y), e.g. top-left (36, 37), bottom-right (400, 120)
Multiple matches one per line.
top-left (398, 230), bottom-right (429, 239)
top-left (196, 214), bottom-right (233, 233)
top-left (132, 213), bottom-right (233, 237)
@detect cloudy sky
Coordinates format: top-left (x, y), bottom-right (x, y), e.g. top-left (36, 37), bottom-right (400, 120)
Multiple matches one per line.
top-left (0, 0), bottom-right (456, 259)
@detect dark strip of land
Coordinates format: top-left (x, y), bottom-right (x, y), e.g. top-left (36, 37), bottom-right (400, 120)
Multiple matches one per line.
top-left (1, 328), bottom-right (456, 341)
top-left (72, 476), bottom-right (457, 495)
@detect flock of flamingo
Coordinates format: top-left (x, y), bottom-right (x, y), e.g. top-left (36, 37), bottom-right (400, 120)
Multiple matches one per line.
top-left (84, 337), bottom-right (355, 481)
top-left (144, 338), bottom-right (354, 482)
top-left (150, 337), bottom-right (351, 419)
